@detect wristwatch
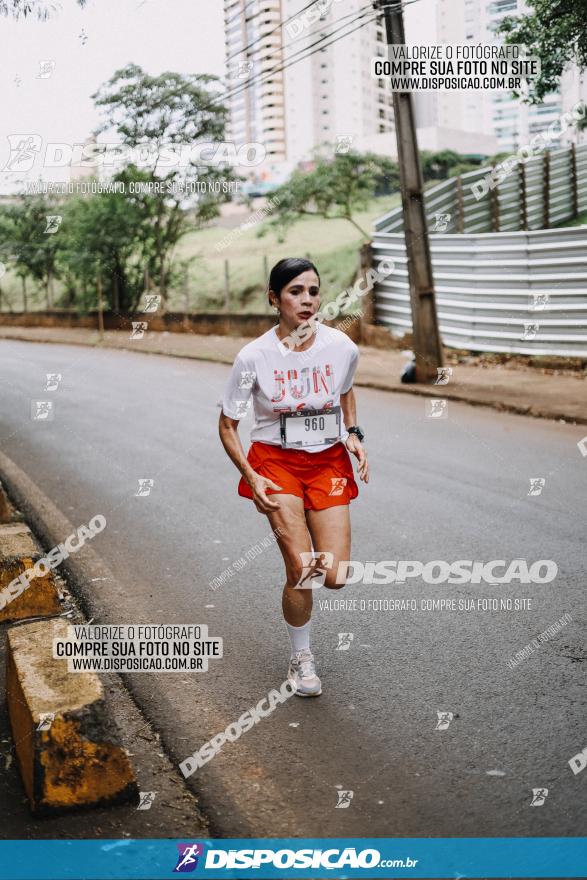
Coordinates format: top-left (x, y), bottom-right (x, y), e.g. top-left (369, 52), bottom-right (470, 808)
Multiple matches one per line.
top-left (347, 425), bottom-right (365, 442)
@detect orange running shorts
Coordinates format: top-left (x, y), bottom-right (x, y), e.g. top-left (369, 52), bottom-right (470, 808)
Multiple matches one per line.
top-left (238, 440), bottom-right (359, 511)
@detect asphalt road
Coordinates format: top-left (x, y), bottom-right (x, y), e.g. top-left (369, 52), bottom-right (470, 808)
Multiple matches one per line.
top-left (0, 339), bottom-right (585, 838)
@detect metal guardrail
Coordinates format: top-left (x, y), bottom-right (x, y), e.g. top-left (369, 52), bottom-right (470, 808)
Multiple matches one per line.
top-left (372, 145), bottom-right (587, 357)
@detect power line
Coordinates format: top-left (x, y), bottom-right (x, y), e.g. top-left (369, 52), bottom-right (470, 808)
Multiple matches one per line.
top-left (225, 0), bottom-right (325, 64)
top-left (241, 4), bottom-right (380, 68)
top-left (224, 0), bottom-right (257, 30)
top-left (222, 6), bottom-right (382, 109)
top-left (223, 0), bottom-right (419, 101)
top-left (225, 0), bottom-right (416, 65)
top-left (225, 8), bottom-right (376, 103)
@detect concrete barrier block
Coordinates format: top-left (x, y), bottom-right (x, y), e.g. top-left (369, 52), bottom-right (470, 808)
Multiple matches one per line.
top-left (0, 522), bottom-right (62, 622)
top-left (6, 618), bottom-right (138, 814)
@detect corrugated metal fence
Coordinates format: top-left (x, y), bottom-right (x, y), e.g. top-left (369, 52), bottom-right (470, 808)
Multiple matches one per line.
top-left (372, 144), bottom-right (587, 356)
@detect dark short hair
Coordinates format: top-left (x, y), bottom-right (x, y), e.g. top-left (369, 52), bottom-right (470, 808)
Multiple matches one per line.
top-left (268, 258), bottom-right (320, 302)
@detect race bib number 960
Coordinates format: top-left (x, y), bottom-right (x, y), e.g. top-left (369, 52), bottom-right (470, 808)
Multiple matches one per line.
top-left (280, 406), bottom-right (341, 448)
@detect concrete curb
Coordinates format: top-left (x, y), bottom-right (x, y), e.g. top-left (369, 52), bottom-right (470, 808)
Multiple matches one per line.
top-left (0, 522), bottom-right (62, 623)
top-left (0, 464), bottom-right (139, 815)
top-left (0, 457), bottom-right (211, 834)
top-left (6, 617), bottom-right (138, 815)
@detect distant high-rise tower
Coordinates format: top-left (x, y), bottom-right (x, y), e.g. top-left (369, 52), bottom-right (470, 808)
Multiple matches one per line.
top-left (223, 0), bottom-right (395, 168)
top-left (279, 0), bottom-right (395, 164)
top-left (223, 0), bottom-right (287, 162)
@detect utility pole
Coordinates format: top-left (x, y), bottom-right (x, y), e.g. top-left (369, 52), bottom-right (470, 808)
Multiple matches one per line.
top-left (374, 0), bottom-right (443, 381)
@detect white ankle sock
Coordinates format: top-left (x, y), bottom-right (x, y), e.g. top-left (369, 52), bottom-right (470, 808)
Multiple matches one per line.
top-left (285, 619), bottom-right (311, 656)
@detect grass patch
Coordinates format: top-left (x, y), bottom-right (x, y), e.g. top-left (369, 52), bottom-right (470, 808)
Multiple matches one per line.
top-left (0, 193), bottom-right (401, 313)
top-left (175, 192), bottom-right (401, 313)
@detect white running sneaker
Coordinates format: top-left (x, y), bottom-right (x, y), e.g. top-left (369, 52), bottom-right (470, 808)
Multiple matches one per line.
top-left (288, 649), bottom-right (322, 697)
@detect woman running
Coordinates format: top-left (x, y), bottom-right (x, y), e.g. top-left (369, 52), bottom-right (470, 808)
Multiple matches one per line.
top-left (218, 257), bottom-right (369, 696)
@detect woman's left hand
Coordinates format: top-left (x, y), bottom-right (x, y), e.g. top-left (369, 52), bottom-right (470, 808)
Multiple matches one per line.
top-left (345, 434), bottom-right (369, 483)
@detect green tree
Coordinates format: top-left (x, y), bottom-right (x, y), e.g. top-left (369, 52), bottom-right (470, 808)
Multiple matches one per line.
top-left (91, 63), bottom-right (235, 305)
top-left (57, 176), bottom-right (152, 313)
top-left (420, 150), bottom-right (462, 181)
top-left (419, 149), bottom-right (485, 181)
top-left (0, 192), bottom-right (63, 309)
top-left (260, 150), bottom-right (399, 242)
top-left (497, 0), bottom-right (587, 103)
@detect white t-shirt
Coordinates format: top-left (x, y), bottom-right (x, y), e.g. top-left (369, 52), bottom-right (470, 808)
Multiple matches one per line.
top-left (221, 322), bottom-right (360, 453)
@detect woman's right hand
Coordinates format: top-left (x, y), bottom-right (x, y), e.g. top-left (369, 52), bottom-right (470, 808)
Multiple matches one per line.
top-left (248, 472), bottom-right (282, 513)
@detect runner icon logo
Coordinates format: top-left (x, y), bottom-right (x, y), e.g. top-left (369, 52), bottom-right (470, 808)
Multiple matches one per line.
top-left (335, 790), bottom-right (354, 808)
top-left (336, 632), bottom-right (354, 651)
top-left (235, 399), bottom-right (252, 417)
top-left (528, 478), bottom-right (545, 497)
top-left (45, 372), bottom-right (63, 391)
top-left (435, 711), bottom-right (454, 730)
top-left (36, 712), bottom-right (55, 731)
top-left (142, 294), bottom-right (161, 313)
top-left (137, 791), bottom-right (157, 811)
top-left (135, 478), bottom-right (154, 497)
top-left (433, 212), bottom-right (452, 232)
top-left (335, 135), bottom-right (354, 154)
top-left (173, 843), bottom-right (203, 873)
top-left (130, 321), bottom-right (148, 340)
top-left (530, 788), bottom-right (548, 806)
top-left (426, 399), bottom-right (448, 419)
top-left (521, 322), bottom-right (539, 340)
top-left (528, 293), bottom-right (549, 311)
top-left (295, 551), bottom-right (334, 589)
top-left (44, 214), bottom-right (62, 234)
top-left (434, 367), bottom-right (453, 386)
top-left (329, 477), bottom-right (347, 496)
top-left (238, 370), bottom-right (256, 389)
top-left (31, 400), bottom-right (54, 421)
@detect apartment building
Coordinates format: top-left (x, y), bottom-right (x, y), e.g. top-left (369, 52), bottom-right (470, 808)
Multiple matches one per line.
top-left (279, 0), bottom-right (395, 163)
top-left (223, 0), bottom-right (395, 174)
top-left (224, 0), bottom-right (287, 162)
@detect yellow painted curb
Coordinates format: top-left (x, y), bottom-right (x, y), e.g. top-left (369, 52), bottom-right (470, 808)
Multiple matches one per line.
top-left (6, 618), bottom-right (138, 814)
top-left (0, 522), bottom-right (62, 622)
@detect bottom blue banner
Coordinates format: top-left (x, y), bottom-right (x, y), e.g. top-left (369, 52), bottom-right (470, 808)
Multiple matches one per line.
top-left (0, 838), bottom-right (585, 880)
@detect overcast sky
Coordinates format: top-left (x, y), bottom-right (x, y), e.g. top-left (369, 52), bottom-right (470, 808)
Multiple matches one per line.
top-left (0, 0), bottom-right (226, 190)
